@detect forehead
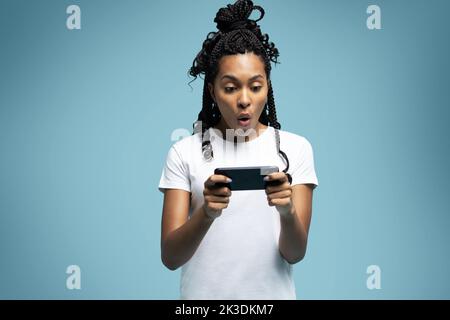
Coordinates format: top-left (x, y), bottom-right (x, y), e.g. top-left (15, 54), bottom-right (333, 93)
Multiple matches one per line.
top-left (217, 52), bottom-right (265, 78)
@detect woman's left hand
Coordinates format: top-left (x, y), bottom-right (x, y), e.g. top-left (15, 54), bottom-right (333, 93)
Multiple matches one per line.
top-left (264, 172), bottom-right (294, 217)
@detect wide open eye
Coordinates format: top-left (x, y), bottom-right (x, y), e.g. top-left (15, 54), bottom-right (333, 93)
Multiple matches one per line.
top-left (224, 87), bottom-right (237, 93)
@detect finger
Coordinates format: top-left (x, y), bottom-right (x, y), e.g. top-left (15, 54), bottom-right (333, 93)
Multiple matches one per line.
top-left (205, 186), bottom-right (231, 196)
top-left (205, 195), bottom-right (230, 204)
top-left (267, 171), bottom-right (287, 181)
top-left (206, 197), bottom-right (230, 205)
top-left (264, 172), bottom-right (288, 183)
top-left (267, 190), bottom-right (291, 201)
top-left (205, 174), bottom-right (232, 188)
top-left (207, 202), bottom-right (228, 212)
top-left (265, 182), bottom-right (291, 194)
top-left (212, 187), bottom-right (232, 197)
top-left (268, 197), bottom-right (291, 207)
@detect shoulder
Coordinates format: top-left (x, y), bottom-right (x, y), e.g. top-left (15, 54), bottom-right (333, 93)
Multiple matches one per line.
top-left (164, 131), bottom-right (203, 165)
top-left (278, 128), bottom-right (314, 151)
top-left (170, 131), bottom-right (203, 153)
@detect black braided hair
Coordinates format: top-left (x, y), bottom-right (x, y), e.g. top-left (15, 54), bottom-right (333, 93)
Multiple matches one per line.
top-left (188, 0), bottom-right (291, 177)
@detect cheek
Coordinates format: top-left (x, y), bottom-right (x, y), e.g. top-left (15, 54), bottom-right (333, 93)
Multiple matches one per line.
top-left (216, 101), bottom-right (234, 120)
top-left (257, 90), bottom-right (269, 106)
top-left (258, 86), bottom-right (269, 99)
top-left (216, 96), bottom-right (234, 112)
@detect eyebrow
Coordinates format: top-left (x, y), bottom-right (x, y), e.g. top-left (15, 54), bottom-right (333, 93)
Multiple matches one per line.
top-left (220, 74), bottom-right (264, 82)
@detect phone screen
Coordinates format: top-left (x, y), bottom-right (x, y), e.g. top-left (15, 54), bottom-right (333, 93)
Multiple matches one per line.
top-left (214, 166), bottom-right (279, 190)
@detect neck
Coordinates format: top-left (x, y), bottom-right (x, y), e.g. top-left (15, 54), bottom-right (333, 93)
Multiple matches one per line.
top-left (214, 119), bottom-right (268, 143)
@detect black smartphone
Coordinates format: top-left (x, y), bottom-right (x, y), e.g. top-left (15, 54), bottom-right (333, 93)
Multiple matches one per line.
top-left (214, 166), bottom-right (280, 191)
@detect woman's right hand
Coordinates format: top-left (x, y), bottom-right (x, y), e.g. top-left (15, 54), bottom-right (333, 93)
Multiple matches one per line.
top-left (202, 174), bottom-right (232, 220)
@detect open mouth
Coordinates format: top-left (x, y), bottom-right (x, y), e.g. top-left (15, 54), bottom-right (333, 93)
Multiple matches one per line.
top-left (237, 116), bottom-right (251, 127)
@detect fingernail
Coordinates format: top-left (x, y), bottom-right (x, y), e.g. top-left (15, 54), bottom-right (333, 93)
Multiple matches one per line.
top-left (226, 178), bottom-right (232, 183)
top-left (264, 176), bottom-right (270, 181)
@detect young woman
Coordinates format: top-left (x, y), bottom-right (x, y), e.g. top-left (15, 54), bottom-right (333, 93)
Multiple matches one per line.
top-left (158, 0), bottom-right (318, 299)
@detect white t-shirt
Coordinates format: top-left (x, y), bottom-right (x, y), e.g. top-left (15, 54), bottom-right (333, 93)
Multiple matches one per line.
top-left (158, 125), bottom-right (318, 299)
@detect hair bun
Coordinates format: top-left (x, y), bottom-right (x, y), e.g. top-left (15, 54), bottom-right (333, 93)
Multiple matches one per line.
top-left (214, 0), bottom-right (265, 33)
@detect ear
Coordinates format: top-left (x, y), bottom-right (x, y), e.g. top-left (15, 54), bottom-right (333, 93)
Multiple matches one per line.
top-left (208, 83), bottom-right (216, 103)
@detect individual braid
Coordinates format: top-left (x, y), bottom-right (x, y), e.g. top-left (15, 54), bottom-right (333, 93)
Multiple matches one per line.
top-left (267, 83), bottom-right (290, 174)
top-left (188, 0), bottom-right (290, 176)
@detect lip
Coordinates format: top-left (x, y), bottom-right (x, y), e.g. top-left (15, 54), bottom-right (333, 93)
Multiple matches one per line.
top-left (237, 117), bottom-right (251, 127)
top-left (237, 113), bottom-right (251, 127)
top-left (237, 113), bottom-right (251, 120)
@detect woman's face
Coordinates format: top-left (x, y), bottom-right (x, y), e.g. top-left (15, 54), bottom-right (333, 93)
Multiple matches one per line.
top-left (208, 51), bottom-right (269, 140)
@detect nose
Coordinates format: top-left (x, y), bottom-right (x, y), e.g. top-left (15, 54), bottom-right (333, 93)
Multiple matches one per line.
top-left (238, 88), bottom-right (251, 108)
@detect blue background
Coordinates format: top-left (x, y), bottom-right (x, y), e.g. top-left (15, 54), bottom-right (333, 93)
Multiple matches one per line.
top-left (1, 0), bottom-right (449, 299)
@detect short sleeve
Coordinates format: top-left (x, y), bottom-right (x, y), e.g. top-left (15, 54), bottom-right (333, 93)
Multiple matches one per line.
top-left (289, 137), bottom-right (319, 189)
top-left (158, 144), bottom-right (191, 193)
